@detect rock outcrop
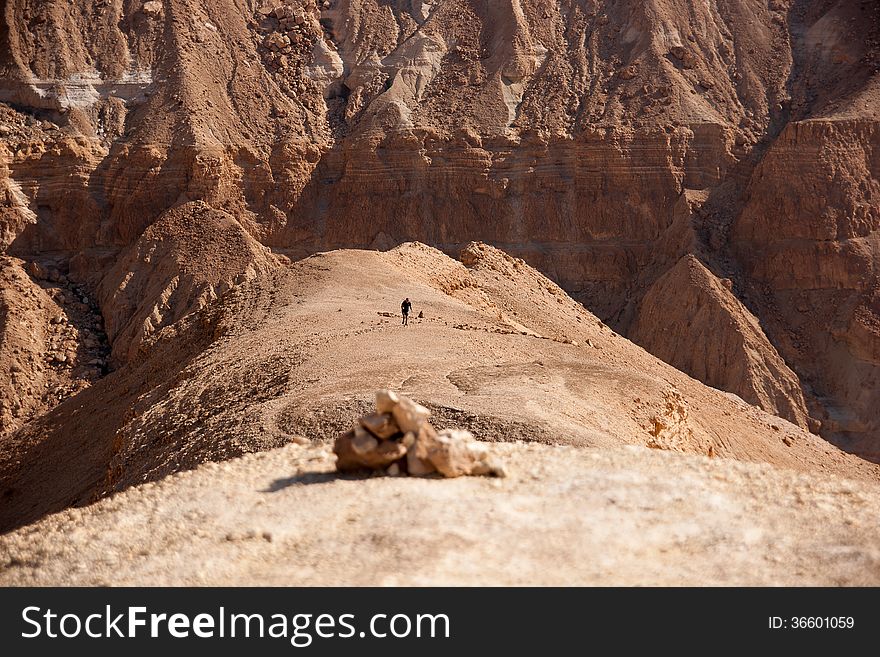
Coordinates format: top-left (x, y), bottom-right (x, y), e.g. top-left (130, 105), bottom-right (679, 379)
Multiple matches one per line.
top-left (731, 118), bottom-right (880, 457)
top-left (645, 389), bottom-right (695, 452)
top-left (0, 258), bottom-right (55, 435)
top-left (0, 255), bottom-right (109, 437)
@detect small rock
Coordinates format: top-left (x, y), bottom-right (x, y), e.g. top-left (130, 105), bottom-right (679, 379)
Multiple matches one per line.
top-left (619, 64), bottom-right (638, 80)
top-left (407, 425), bottom-right (437, 476)
top-left (390, 395), bottom-right (430, 434)
top-left (375, 389), bottom-right (399, 414)
top-left (669, 45), bottom-right (697, 68)
top-left (142, 0), bottom-right (163, 17)
top-left (386, 463), bottom-right (400, 476)
top-left (334, 428), bottom-right (406, 472)
top-left (360, 412), bottom-right (400, 439)
top-left (782, 436), bottom-right (795, 447)
top-left (427, 429), bottom-right (504, 478)
top-left (26, 261), bottom-right (48, 280)
top-left (351, 426), bottom-right (378, 456)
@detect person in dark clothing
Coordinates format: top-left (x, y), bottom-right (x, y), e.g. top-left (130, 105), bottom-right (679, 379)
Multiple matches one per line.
top-left (401, 298), bottom-right (412, 325)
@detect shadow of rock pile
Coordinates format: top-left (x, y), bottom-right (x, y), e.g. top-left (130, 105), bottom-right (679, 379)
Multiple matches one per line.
top-left (334, 390), bottom-right (506, 478)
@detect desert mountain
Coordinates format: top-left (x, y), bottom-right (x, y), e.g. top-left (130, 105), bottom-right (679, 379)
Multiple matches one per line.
top-left (0, 0), bottom-right (879, 555)
top-left (629, 254), bottom-right (810, 429)
top-left (1, 236), bottom-right (876, 534)
top-left (2, 239), bottom-right (879, 585)
top-left (1, 0), bottom-right (878, 458)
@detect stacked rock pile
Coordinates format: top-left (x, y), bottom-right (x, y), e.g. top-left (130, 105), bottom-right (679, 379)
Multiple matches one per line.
top-left (334, 390), bottom-right (506, 478)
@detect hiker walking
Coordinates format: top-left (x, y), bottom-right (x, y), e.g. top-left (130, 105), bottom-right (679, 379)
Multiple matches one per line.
top-left (401, 297), bottom-right (412, 325)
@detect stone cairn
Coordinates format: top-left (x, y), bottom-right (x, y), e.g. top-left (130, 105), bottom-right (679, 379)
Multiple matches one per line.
top-left (334, 390), bottom-right (506, 478)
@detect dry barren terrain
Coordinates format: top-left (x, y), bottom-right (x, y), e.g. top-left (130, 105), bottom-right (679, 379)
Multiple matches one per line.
top-left (0, 1), bottom-right (878, 585)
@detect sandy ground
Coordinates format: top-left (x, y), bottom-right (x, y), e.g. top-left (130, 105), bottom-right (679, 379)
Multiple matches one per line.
top-left (2, 441), bottom-right (879, 586)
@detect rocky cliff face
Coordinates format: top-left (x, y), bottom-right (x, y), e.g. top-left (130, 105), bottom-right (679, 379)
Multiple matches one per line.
top-left (0, 0), bottom-right (878, 457)
top-left (629, 255), bottom-right (810, 429)
top-left (732, 119), bottom-right (880, 457)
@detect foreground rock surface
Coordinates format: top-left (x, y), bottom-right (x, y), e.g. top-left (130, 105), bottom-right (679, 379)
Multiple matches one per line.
top-left (2, 441), bottom-right (879, 586)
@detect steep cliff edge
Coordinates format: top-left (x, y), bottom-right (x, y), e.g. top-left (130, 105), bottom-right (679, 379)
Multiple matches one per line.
top-left (0, 1), bottom-right (878, 456)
